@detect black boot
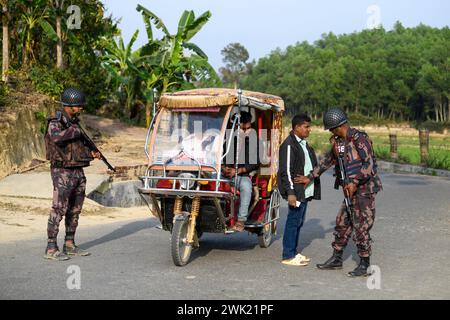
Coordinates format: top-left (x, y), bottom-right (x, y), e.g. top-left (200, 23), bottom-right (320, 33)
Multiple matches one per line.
top-left (348, 257), bottom-right (370, 277)
top-left (316, 249), bottom-right (343, 270)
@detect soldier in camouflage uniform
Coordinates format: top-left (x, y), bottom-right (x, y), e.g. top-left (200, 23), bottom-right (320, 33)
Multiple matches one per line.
top-left (296, 108), bottom-right (382, 277)
top-left (44, 88), bottom-right (100, 261)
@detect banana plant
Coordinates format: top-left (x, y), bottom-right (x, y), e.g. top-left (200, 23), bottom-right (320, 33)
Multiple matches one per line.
top-left (100, 6), bottom-right (219, 122)
top-left (100, 29), bottom-right (157, 116)
top-left (134, 5), bottom-right (220, 126)
top-left (136, 5), bottom-right (218, 95)
top-left (16, 0), bottom-right (50, 68)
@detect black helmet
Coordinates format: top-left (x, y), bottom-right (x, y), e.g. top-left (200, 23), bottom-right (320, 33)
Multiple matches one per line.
top-left (60, 87), bottom-right (87, 106)
top-left (323, 108), bottom-right (348, 130)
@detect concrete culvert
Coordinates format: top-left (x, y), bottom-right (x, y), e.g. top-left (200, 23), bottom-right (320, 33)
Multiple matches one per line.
top-left (87, 179), bottom-right (147, 208)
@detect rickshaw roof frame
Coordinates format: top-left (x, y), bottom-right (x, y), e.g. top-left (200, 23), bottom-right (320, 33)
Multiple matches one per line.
top-left (157, 88), bottom-right (285, 112)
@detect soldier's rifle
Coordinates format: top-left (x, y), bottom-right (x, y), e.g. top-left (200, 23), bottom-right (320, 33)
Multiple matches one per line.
top-left (76, 121), bottom-right (116, 172)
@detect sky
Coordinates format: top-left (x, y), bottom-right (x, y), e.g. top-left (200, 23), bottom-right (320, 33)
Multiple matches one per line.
top-left (101, 0), bottom-right (450, 71)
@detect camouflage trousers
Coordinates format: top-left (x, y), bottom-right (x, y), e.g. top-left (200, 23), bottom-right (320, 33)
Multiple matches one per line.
top-left (332, 193), bottom-right (376, 258)
top-left (47, 167), bottom-right (86, 240)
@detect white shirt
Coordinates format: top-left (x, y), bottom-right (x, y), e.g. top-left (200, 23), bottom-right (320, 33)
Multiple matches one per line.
top-left (295, 134), bottom-right (314, 199)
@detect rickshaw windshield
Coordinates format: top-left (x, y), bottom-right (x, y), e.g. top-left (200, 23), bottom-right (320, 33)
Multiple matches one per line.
top-left (152, 107), bottom-right (228, 168)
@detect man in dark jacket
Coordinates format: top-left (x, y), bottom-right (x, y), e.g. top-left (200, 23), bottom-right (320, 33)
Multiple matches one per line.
top-left (44, 88), bottom-right (100, 261)
top-left (278, 113), bottom-right (321, 266)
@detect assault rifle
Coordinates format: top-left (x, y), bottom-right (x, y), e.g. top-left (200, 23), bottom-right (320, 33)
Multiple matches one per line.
top-left (78, 124), bottom-right (116, 172)
top-left (68, 115), bottom-right (116, 172)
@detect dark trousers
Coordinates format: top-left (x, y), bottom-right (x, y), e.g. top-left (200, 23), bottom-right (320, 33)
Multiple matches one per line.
top-left (282, 202), bottom-right (308, 260)
top-left (332, 193), bottom-right (376, 257)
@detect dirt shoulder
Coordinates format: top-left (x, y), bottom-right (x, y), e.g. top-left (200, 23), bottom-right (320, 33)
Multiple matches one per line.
top-left (0, 195), bottom-right (153, 243)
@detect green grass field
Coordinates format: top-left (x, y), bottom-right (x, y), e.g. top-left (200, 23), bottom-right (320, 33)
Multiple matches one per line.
top-left (306, 129), bottom-right (450, 171)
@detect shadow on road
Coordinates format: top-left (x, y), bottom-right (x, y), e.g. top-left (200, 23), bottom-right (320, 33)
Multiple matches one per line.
top-left (299, 218), bottom-right (359, 264)
top-left (80, 219), bottom-right (158, 249)
top-left (189, 216), bottom-right (343, 264)
top-left (189, 232), bottom-right (262, 263)
top-left (299, 218), bottom-right (334, 247)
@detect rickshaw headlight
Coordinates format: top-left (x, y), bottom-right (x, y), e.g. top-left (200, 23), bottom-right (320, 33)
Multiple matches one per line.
top-left (178, 173), bottom-right (196, 190)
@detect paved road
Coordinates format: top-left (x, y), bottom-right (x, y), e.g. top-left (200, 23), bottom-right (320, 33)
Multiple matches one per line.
top-left (1, 172), bottom-right (449, 300)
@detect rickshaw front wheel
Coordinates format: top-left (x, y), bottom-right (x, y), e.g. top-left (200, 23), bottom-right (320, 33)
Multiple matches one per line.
top-left (171, 214), bottom-right (193, 266)
top-left (258, 222), bottom-right (273, 248)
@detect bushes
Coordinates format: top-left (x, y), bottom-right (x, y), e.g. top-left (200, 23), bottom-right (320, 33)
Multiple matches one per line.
top-left (29, 66), bottom-right (73, 99)
top-left (0, 82), bottom-right (9, 107)
top-left (29, 65), bottom-right (110, 114)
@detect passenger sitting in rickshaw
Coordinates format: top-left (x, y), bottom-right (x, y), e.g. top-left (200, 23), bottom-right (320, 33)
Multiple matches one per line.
top-left (222, 111), bottom-right (260, 232)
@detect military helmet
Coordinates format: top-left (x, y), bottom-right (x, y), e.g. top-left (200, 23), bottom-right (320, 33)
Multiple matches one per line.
top-left (60, 87), bottom-right (87, 106)
top-left (323, 108), bottom-right (348, 130)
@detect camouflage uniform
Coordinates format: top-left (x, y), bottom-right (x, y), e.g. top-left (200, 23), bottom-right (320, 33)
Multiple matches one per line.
top-left (45, 111), bottom-right (93, 243)
top-left (309, 128), bottom-right (382, 257)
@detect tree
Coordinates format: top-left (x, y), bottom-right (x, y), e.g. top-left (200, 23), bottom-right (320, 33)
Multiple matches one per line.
top-left (243, 24), bottom-right (450, 123)
top-left (48, 0), bottom-right (65, 69)
top-left (100, 30), bottom-right (143, 117)
top-left (99, 6), bottom-right (219, 122)
top-left (16, 0), bottom-right (50, 68)
top-left (219, 42), bottom-right (250, 88)
top-left (136, 5), bottom-right (218, 94)
top-left (1, 0), bottom-right (10, 82)
top-left (135, 5), bottom-right (219, 125)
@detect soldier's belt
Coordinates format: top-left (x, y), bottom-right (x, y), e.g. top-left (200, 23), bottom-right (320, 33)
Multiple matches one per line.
top-left (50, 161), bottom-right (86, 169)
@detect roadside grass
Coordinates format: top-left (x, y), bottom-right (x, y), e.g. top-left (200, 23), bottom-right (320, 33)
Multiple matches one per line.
top-left (306, 130), bottom-right (450, 171)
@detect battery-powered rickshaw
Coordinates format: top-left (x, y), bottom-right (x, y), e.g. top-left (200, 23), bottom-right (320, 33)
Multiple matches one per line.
top-left (138, 88), bottom-right (284, 266)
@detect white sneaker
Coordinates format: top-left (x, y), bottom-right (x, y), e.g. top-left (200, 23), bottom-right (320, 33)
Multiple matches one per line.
top-left (282, 255), bottom-right (309, 266)
top-left (296, 253), bottom-right (311, 263)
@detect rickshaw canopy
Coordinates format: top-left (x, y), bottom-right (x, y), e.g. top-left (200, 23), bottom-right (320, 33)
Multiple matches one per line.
top-left (158, 88), bottom-right (285, 112)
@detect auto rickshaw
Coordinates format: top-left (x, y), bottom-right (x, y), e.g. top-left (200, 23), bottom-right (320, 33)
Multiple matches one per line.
top-left (138, 88), bottom-right (284, 266)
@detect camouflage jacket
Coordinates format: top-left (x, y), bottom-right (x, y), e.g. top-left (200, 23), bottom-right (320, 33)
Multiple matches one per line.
top-left (308, 128), bottom-right (382, 195)
top-left (45, 110), bottom-right (93, 168)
